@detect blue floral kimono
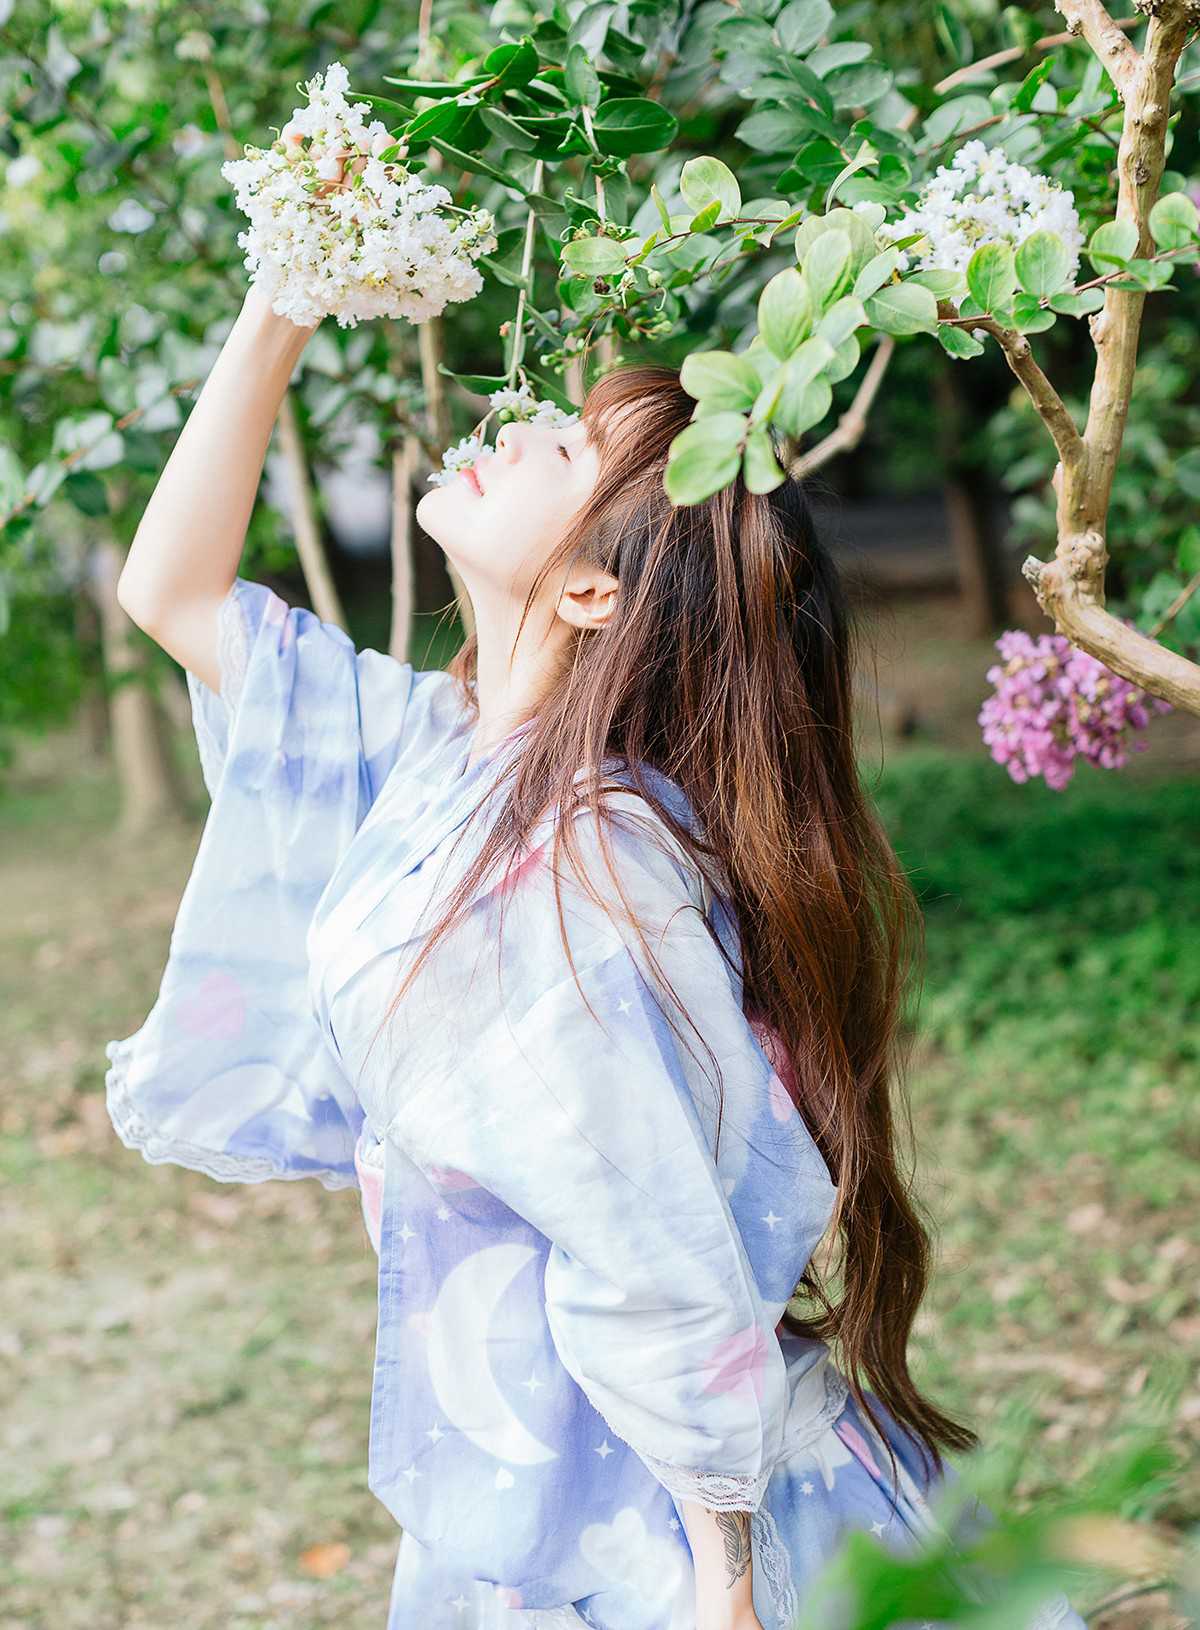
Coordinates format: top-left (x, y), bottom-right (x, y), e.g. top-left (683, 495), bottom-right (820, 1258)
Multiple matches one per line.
top-left (105, 577), bottom-right (1088, 1630)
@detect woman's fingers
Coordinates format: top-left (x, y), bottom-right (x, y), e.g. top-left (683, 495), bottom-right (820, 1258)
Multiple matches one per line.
top-left (311, 149), bottom-right (367, 198)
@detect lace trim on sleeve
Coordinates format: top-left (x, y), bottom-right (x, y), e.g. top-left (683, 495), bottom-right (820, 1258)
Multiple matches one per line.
top-left (189, 581), bottom-right (251, 795)
top-left (104, 1035), bottom-right (358, 1193)
top-left (217, 578), bottom-right (251, 709)
top-left (634, 1453), bottom-right (772, 1513)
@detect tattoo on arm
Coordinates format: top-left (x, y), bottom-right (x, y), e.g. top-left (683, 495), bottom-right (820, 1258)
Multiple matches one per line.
top-left (714, 1509), bottom-right (752, 1587)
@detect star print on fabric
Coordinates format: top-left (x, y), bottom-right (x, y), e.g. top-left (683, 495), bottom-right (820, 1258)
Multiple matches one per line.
top-left (668, 1517), bottom-right (680, 1531)
top-left (800, 1480), bottom-right (815, 1495)
top-left (615, 996), bottom-right (633, 1014)
top-left (435, 1203), bottom-right (452, 1221)
top-left (426, 1422), bottom-right (445, 1443)
top-left (396, 1220), bottom-right (416, 1244)
top-left (449, 1596), bottom-right (469, 1612)
top-left (698, 1321), bottom-right (772, 1402)
top-left (870, 1519), bottom-right (888, 1536)
top-left (762, 1210), bottom-right (782, 1230)
top-left (594, 1439), bottom-right (613, 1459)
top-left (520, 1372), bottom-right (544, 1394)
top-left (400, 1463), bottom-right (422, 1484)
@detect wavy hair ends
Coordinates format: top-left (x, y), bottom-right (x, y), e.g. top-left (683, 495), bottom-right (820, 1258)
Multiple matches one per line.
top-left (363, 361), bottom-right (978, 1491)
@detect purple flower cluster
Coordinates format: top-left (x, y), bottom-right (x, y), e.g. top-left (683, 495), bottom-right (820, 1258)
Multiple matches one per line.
top-left (978, 627), bottom-right (1173, 790)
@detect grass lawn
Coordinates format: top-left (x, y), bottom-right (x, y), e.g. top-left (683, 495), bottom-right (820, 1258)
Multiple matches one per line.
top-left (1, 595), bottom-right (1196, 1630)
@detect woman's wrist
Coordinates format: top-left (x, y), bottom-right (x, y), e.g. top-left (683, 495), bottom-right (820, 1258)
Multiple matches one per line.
top-left (236, 280), bottom-right (319, 362)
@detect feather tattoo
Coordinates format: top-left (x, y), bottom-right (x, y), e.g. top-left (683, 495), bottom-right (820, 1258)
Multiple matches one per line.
top-left (715, 1509), bottom-right (752, 1586)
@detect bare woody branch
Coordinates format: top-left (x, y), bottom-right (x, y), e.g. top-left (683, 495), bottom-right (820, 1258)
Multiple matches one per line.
top-left (1022, 0), bottom-right (1200, 712)
top-left (942, 311), bottom-right (1084, 466)
top-left (1053, 0), bottom-right (1143, 94)
top-left (787, 336), bottom-right (895, 479)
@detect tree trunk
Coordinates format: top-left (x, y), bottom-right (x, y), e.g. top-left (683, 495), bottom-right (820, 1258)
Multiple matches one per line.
top-left (389, 436), bottom-right (421, 663)
top-left (275, 391), bottom-right (347, 628)
top-left (934, 364), bottom-right (1009, 635)
top-left (91, 539), bottom-right (188, 835)
top-left (73, 570), bottom-right (110, 762)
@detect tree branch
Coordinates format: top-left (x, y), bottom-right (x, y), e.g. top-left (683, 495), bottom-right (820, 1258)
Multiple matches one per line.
top-left (1053, 0), bottom-right (1142, 94)
top-left (787, 336), bottom-right (895, 478)
top-left (940, 310), bottom-right (1084, 466)
top-left (929, 16), bottom-right (1141, 99)
top-left (1022, 0), bottom-right (1200, 713)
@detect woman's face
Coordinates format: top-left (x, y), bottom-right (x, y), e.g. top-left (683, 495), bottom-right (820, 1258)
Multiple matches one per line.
top-left (416, 415), bottom-right (603, 610)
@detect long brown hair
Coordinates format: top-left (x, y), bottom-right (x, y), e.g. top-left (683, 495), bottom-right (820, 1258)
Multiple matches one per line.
top-left (369, 362), bottom-right (977, 1485)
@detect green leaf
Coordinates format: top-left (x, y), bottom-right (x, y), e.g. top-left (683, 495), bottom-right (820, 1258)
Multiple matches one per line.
top-left (757, 267), bottom-right (814, 359)
top-left (484, 40), bottom-right (539, 88)
top-left (1087, 218), bottom-right (1138, 272)
top-left (564, 44), bottom-right (601, 109)
top-left (854, 248), bottom-right (901, 300)
top-left (825, 139), bottom-right (878, 210)
top-left (404, 99), bottom-right (467, 142)
top-left (776, 370), bottom-right (833, 438)
top-left (827, 333), bottom-right (861, 383)
top-left (1048, 287), bottom-right (1106, 316)
top-left (679, 351), bottom-right (762, 411)
top-left (561, 235), bottom-right (627, 276)
top-left (427, 137), bottom-right (527, 191)
top-left (688, 199), bottom-right (722, 232)
top-left (679, 156), bottom-right (741, 224)
top-left (63, 470), bottom-right (107, 516)
top-left (569, 1), bottom-right (616, 57)
top-left (1012, 293), bottom-right (1057, 333)
top-left (1149, 192), bottom-right (1200, 250)
top-left (665, 412), bottom-right (747, 504)
top-left (736, 105), bottom-right (825, 152)
top-left (1013, 56), bottom-right (1054, 114)
top-left (864, 280), bottom-right (938, 335)
top-left (650, 181), bottom-right (672, 233)
top-left (809, 41), bottom-right (871, 75)
top-left (590, 96), bottom-right (678, 156)
top-left (1176, 524), bottom-right (1200, 576)
top-left (825, 63), bottom-right (893, 109)
top-left (795, 207), bottom-right (876, 274)
top-left (908, 266), bottom-right (966, 300)
top-left (938, 325), bottom-right (986, 360)
top-left (816, 295), bottom-right (866, 349)
top-left (1014, 230), bottom-right (1072, 297)
top-left (966, 241), bottom-right (1017, 313)
top-left (776, 0), bottom-right (833, 55)
top-left (802, 228), bottom-right (853, 310)
top-left (665, 442), bottom-right (743, 505)
top-left (1176, 447), bottom-right (1200, 500)
top-left (743, 428), bottom-right (787, 494)
top-left (923, 93), bottom-right (991, 145)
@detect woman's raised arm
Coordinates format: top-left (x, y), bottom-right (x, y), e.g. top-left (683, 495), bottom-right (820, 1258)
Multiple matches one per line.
top-left (116, 281), bottom-right (317, 694)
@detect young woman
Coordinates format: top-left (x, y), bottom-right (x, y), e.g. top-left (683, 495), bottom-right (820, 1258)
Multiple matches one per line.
top-left (106, 282), bottom-right (1088, 1630)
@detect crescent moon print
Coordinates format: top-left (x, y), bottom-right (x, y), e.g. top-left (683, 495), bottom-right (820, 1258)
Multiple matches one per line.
top-left (425, 1243), bottom-right (561, 1466)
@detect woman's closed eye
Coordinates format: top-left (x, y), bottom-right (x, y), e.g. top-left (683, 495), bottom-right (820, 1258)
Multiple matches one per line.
top-left (557, 443), bottom-right (570, 461)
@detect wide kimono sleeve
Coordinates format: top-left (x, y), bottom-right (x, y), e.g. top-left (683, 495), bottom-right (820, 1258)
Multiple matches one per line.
top-left (104, 574), bottom-right (455, 1191)
top-left (382, 793), bottom-right (838, 1513)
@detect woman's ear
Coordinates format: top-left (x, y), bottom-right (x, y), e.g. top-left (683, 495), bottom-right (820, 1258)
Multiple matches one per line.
top-left (556, 567), bottom-right (619, 631)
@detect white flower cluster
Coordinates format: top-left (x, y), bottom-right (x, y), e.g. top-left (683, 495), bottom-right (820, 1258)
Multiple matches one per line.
top-left (221, 62), bottom-right (497, 329)
top-left (880, 139), bottom-right (1083, 284)
top-left (427, 381), bottom-right (579, 486)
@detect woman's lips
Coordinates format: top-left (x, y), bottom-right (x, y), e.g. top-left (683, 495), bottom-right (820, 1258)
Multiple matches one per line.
top-left (461, 464), bottom-right (484, 496)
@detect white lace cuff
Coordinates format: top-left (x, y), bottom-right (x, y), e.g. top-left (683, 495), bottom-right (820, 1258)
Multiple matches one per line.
top-left (635, 1451), bottom-right (772, 1513)
top-left (189, 579), bottom-right (252, 797)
